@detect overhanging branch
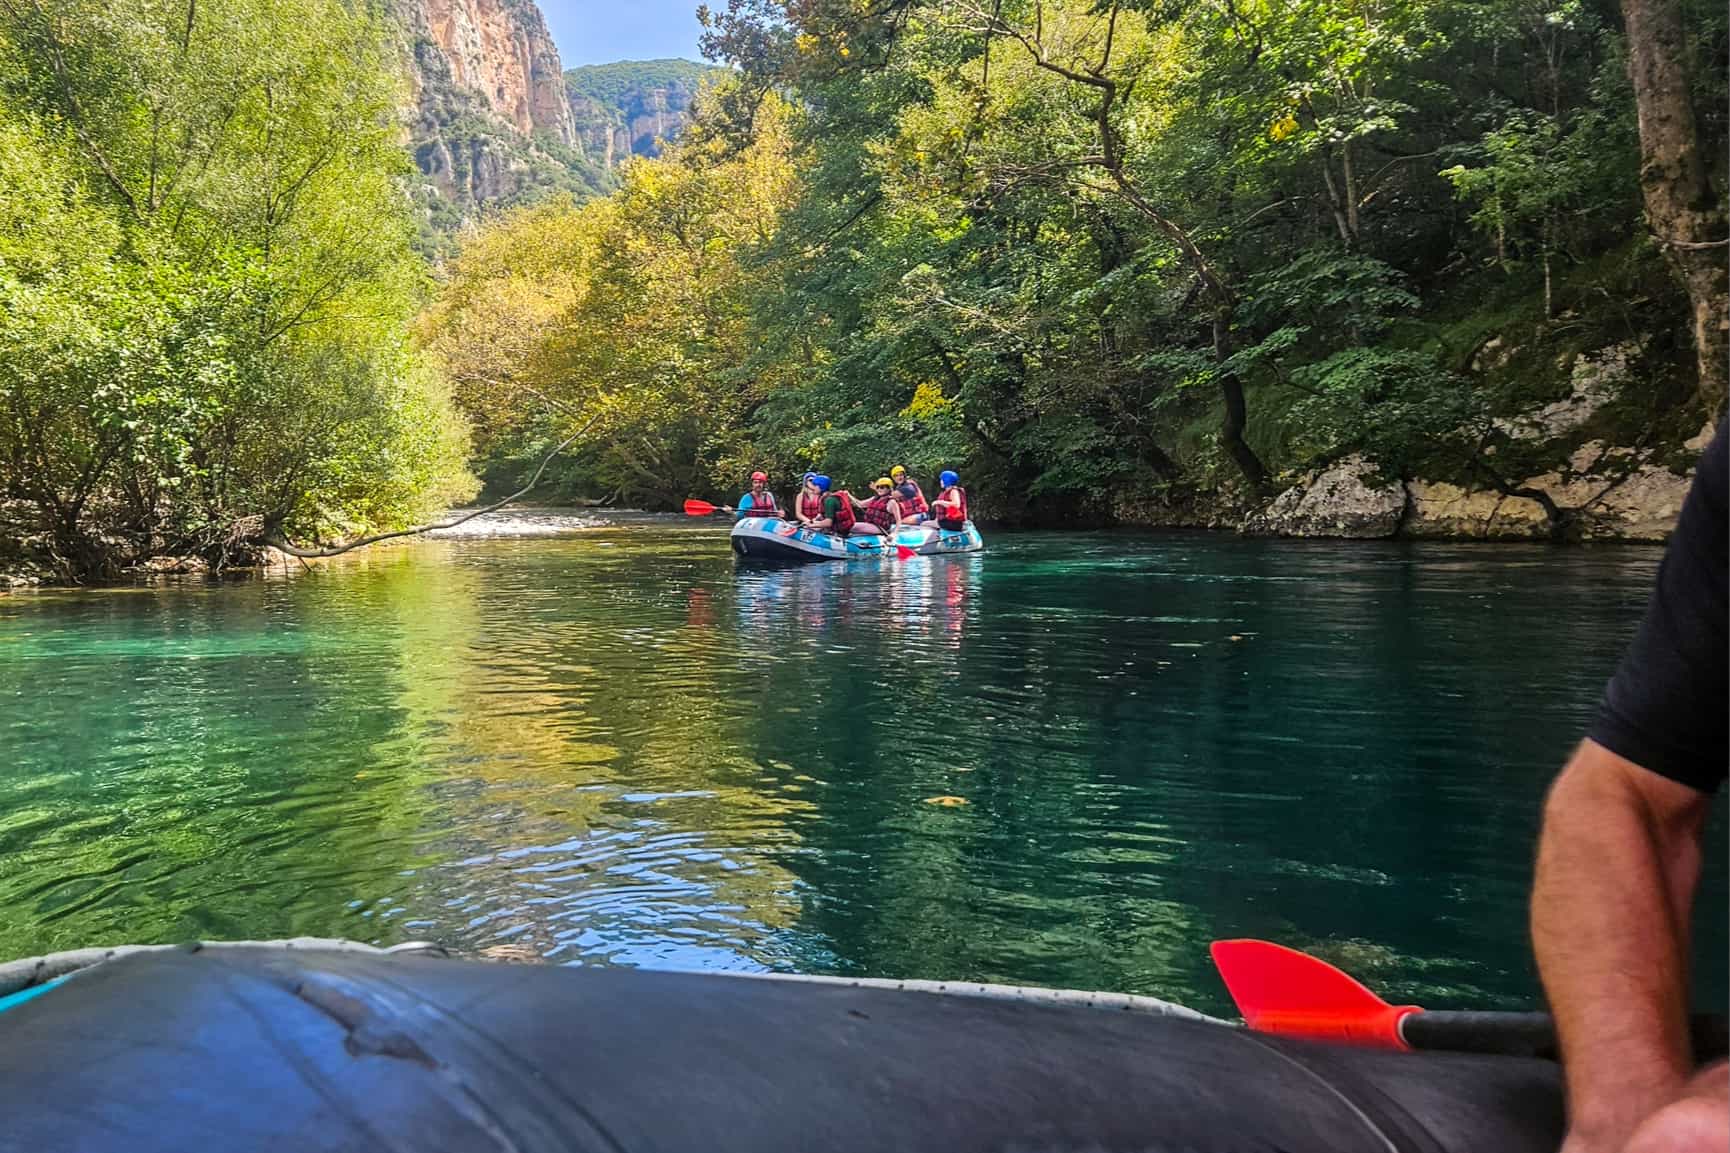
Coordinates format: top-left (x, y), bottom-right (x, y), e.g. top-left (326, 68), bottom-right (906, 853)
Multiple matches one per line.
top-left (262, 415), bottom-right (597, 558)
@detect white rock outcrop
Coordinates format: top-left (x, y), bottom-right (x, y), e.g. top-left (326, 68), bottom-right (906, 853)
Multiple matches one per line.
top-left (1245, 456), bottom-right (1407, 539)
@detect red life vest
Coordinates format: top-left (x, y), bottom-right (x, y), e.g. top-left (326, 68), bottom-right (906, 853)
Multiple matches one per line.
top-left (895, 481), bottom-right (929, 516)
top-left (825, 492), bottom-right (856, 535)
top-left (936, 485), bottom-right (967, 525)
top-left (861, 493), bottom-right (900, 531)
top-left (797, 490), bottom-right (824, 520)
top-left (747, 490), bottom-right (776, 515)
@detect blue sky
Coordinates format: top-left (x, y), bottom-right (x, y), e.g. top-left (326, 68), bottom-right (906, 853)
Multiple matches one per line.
top-left (538, 1), bottom-right (708, 68)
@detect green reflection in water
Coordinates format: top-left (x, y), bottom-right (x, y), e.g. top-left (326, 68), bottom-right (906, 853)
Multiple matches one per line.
top-left (0, 517), bottom-right (1722, 1017)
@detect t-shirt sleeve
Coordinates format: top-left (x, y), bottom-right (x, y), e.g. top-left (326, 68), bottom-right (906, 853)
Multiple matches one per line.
top-left (1587, 422), bottom-right (1728, 792)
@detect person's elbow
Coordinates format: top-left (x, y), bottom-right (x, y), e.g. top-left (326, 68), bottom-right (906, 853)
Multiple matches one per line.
top-left (1542, 742), bottom-right (1630, 833)
top-left (1541, 740), bottom-right (1711, 859)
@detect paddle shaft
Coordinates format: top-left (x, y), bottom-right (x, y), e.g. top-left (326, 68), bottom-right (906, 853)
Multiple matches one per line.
top-left (1399, 1009), bottom-right (1728, 1063)
top-left (684, 499), bottom-right (782, 517)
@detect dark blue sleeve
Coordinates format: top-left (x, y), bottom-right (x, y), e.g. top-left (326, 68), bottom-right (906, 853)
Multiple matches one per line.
top-left (1587, 422), bottom-right (1728, 792)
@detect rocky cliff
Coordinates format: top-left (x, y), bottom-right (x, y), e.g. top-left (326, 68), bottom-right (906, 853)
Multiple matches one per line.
top-left (565, 59), bottom-right (720, 169)
top-left (1235, 338), bottom-right (1710, 543)
top-left (1109, 318), bottom-right (1710, 544)
top-left (407, 0), bottom-right (574, 143)
top-left (393, 0), bottom-right (604, 248)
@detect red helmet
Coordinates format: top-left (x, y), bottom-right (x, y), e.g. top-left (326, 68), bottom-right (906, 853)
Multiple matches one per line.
top-left (751, 471), bottom-right (768, 483)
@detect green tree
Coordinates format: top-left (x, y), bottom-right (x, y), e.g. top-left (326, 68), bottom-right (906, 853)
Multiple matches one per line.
top-left (0, 0), bottom-right (474, 578)
top-left (426, 91), bottom-right (801, 508)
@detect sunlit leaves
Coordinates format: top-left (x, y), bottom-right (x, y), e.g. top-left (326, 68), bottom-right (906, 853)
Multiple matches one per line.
top-left (426, 91), bottom-right (803, 508)
top-left (0, 0), bottom-right (474, 574)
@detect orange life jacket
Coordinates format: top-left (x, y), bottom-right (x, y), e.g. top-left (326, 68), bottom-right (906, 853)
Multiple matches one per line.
top-left (861, 493), bottom-right (900, 531)
top-left (936, 485), bottom-right (967, 526)
top-left (826, 492), bottom-right (856, 534)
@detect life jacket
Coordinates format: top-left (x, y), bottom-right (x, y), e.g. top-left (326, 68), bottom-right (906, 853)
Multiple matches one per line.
top-left (895, 481), bottom-right (929, 516)
top-left (746, 490), bottom-right (776, 515)
top-left (861, 493), bottom-right (900, 532)
top-left (825, 492), bottom-right (856, 535)
top-left (936, 485), bottom-right (967, 525)
top-left (797, 490), bottom-right (824, 520)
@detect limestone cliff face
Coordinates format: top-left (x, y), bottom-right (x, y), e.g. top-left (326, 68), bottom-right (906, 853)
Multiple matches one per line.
top-left (393, 0), bottom-right (602, 243)
top-left (388, 6), bottom-right (715, 243)
top-left (402, 0), bottom-right (574, 144)
top-left (1239, 340), bottom-right (1708, 544)
top-left (565, 60), bottom-right (719, 169)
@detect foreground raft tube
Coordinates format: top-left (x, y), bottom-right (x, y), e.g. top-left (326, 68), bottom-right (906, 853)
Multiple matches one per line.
top-left (731, 516), bottom-right (984, 562)
top-left (0, 947), bottom-right (1562, 1152)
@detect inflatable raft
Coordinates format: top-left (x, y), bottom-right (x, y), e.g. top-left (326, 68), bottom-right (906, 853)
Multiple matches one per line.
top-left (0, 940), bottom-right (1565, 1151)
top-left (731, 515), bottom-right (984, 562)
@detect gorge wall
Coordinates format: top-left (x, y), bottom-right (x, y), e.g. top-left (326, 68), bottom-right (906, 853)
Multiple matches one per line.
top-left (393, 0), bottom-right (603, 247)
top-left (408, 0), bottom-right (574, 144)
top-left (565, 59), bottom-right (719, 169)
top-left (391, 1), bottom-right (720, 248)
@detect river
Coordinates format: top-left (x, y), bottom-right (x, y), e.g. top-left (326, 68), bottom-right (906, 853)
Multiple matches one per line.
top-left (0, 512), bottom-right (1722, 1017)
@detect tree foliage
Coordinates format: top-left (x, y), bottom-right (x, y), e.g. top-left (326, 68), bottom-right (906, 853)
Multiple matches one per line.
top-left (0, 0), bottom-right (474, 578)
top-left (424, 95), bottom-right (801, 508)
top-left (438, 0), bottom-right (1714, 519)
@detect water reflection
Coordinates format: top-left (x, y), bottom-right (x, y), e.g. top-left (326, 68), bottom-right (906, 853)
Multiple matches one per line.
top-left (0, 520), bottom-right (1720, 1018)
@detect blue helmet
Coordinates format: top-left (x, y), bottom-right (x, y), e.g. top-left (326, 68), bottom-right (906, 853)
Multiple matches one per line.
top-left (939, 470), bottom-right (959, 488)
top-left (801, 471), bottom-right (817, 485)
top-left (813, 474), bottom-right (832, 492)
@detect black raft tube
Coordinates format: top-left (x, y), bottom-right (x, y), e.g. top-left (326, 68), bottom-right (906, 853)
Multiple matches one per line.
top-left (0, 946), bottom-right (1569, 1153)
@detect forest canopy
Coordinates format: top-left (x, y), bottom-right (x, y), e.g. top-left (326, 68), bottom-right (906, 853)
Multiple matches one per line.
top-left (0, 0), bottom-right (474, 579)
top-left (446, 0), bottom-right (1724, 527)
top-left (1, 0), bottom-right (1723, 580)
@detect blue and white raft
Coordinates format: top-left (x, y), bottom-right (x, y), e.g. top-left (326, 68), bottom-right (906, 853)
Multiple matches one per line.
top-left (730, 516), bottom-right (984, 562)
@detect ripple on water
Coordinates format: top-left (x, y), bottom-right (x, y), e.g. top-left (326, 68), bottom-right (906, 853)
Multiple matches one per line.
top-left (0, 520), bottom-right (1719, 1014)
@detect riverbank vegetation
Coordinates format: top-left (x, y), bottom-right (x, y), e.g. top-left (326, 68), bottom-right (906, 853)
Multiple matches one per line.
top-left (446, 0), bottom-right (1724, 526)
top-left (0, 0), bottom-right (474, 581)
top-left (2, 0), bottom-right (1723, 581)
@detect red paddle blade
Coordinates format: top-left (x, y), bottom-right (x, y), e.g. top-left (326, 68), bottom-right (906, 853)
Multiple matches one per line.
top-left (895, 545), bottom-right (917, 560)
top-left (1209, 939), bottom-right (1419, 1049)
top-left (683, 499), bottom-right (719, 516)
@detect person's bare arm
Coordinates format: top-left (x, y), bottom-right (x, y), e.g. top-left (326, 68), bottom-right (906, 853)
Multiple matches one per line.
top-left (1533, 737), bottom-right (1713, 1152)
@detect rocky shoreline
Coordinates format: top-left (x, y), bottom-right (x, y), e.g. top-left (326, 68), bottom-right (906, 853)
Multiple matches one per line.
top-left (1124, 343), bottom-right (1713, 544)
top-left (1233, 446), bottom-right (1694, 542)
top-left (3, 447), bottom-right (1696, 594)
top-left (1112, 454), bottom-right (1694, 543)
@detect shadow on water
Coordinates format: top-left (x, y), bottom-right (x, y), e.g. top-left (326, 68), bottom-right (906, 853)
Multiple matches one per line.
top-left (0, 514), bottom-right (1721, 1016)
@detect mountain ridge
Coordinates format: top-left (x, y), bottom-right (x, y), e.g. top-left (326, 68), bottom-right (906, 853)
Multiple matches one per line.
top-left (566, 59), bottom-right (724, 170)
top-left (395, 0), bottom-right (605, 249)
top-left (390, 2), bottom-right (724, 251)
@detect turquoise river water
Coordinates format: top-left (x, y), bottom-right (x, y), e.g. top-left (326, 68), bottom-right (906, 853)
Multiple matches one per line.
top-left (0, 513), bottom-right (1722, 1018)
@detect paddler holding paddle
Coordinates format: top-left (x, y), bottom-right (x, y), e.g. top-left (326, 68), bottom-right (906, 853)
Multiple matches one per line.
top-left (1532, 423), bottom-right (1727, 1153)
top-left (736, 470), bottom-right (779, 521)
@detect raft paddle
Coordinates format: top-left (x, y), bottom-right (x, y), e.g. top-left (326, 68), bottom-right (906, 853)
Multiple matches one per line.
top-left (684, 499), bottom-right (735, 516)
top-left (1210, 938), bottom-right (1728, 1061)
